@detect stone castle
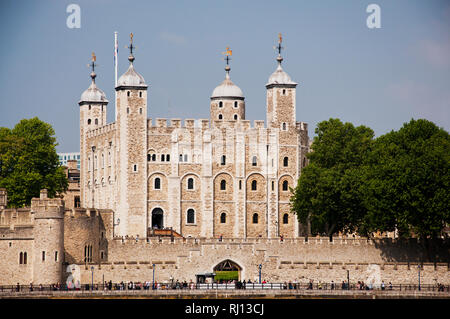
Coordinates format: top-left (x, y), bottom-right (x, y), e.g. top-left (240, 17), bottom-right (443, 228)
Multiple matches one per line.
top-left (0, 36), bottom-right (448, 287)
top-left (78, 35), bottom-right (309, 239)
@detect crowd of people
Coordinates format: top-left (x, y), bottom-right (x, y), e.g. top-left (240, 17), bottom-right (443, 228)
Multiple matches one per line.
top-left (8, 279), bottom-right (448, 292)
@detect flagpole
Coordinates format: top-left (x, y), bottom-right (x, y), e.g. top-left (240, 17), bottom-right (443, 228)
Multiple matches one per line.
top-left (114, 31), bottom-right (118, 121)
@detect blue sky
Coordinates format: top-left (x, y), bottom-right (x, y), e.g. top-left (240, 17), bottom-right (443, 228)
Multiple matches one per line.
top-left (0, 0), bottom-right (449, 152)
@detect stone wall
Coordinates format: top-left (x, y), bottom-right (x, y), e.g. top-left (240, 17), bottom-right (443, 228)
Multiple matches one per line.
top-left (67, 237), bottom-right (449, 286)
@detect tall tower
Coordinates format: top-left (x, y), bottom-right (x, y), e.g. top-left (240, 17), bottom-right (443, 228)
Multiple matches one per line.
top-left (115, 33), bottom-right (148, 237)
top-left (266, 34), bottom-right (297, 129)
top-left (210, 47), bottom-right (245, 123)
top-left (78, 53), bottom-right (108, 207)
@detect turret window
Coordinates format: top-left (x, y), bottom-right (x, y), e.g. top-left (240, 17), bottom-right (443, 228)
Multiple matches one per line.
top-left (283, 213), bottom-right (289, 224)
top-left (220, 179), bottom-right (226, 191)
top-left (220, 212), bottom-right (227, 223)
top-left (127, 91), bottom-right (130, 97)
top-left (282, 123), bottom-right (287, 131)
top-left (234, 101), bottom-right (238, 108)
top-left (234, 114), bottom-right (238, 120)
top-left (187, 178), bottom-right (194, 190)
top-left (251, 180), bottom-right (257, 191)
top-left (87, 119), bottom-right (91, 125)
top-left (252, 213), bottom-right (259, 224)
top-left (221, 155), bottom-right (226, 165)
top-left (139, 92), bottom-right (142, 98)
top-left (154, 177), bottom-right (161, 190)
top-left (282, 180), bottom-right (289, 191)
top-left (283, 157), bottom-right (289, 167)
top-left (252, 156), bottom-right (258, 166)
top-left (218, 114), bottom-right (223, 120)
top-left (219, 101), bottom-right (223, 108)
top-left (187, 209), bottom-right (195, 224)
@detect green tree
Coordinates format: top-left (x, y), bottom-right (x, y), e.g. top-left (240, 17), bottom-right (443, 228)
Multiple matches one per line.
top-left (0, 117), bottom-right (68, 207)
top-left (291, 118), bottom-right (374, 238)
top-left (361, 119), bottom-right (450, 240)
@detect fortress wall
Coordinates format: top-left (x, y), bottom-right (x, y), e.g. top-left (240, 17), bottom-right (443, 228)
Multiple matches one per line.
top-left (66, 237), bottom-right (448, 285)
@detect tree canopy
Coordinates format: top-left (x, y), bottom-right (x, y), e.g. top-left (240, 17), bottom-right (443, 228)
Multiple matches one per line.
top-left (0, 117), bottom-right (68, 207)
top-left (291, 118), bottom-right (450, 240)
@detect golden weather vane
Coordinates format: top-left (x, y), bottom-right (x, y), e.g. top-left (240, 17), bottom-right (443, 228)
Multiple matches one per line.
top-left (278, 33), bottom-right (282, 44)
top-left (91, 52), bottom-right (96, 62)
top-left (222, 46), bottom-right (232, 65)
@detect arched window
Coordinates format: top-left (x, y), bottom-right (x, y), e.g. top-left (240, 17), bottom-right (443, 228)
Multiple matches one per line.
top-left (282, 122), bottom-right (287, 131)
top-left (23, 252), bottom-right (27, 264)
top-left (252, 213), bottom-right (259, 224)
top-left (139, 91), bottom-right (142, 98)
top-left (220, 212), bottom-right (227, 223)
top-left (179, 154), bottom-right (183, 162)
top-left (19, 252), bottom-right (23, 264)
top-left (161, 154), bottom-right (165, 162)
top-left (252, 156), bottom-right (257, 166)
top-left (251, 180), bottom-right (257, 191)
top-left (234, 101), bottom-right (238, 108)
top-left (166, 154), bottom-right (171, 162)
top-left (127, 91), bottom-right (130, 97)
top-left (187, 209), bottom-right (195, 224)
top-left (218, 114), bottom-right (223, 120)
top-left (87, 119), bottom-right (91, 125)
top-left (283, 213), bottom-right (289, 224)
top-left (282, 180), bottom-right (289, 191)
top-left (234, 114), bottom-right (238, 120)
top-left (221, 155), bottom-right (226, 165)
top-left (95, 118), bottom-right (98, 125)
top-left (283, 157), bottom-right (288, 167)
top-left (152, 154), bottom-right (156, 162)
top-left (154, 177), bottom-right (161, 190)
top-left (187, 178), bottom-right (194, 190)
top-left (219, 101), bottom-right (223, 108)
top-left (220, 179), bottom-right (226, 191)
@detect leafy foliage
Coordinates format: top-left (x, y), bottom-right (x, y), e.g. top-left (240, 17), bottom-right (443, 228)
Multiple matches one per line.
top-left (291, 118), bottom-right (450, 240)
top-left (0, 117), bottom-right (68, 207)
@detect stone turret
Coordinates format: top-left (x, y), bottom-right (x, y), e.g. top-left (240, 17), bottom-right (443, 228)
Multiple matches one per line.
top-left (31, 189), bottom-right (65, 285)
top-left (115, 33), bottom-right (148, 237)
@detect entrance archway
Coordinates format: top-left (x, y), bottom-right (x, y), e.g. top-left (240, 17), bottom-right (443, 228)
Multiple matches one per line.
top-left (213, 259), bottom-right (241, 282)
top-left (151, 208), bottom-right (164, 229)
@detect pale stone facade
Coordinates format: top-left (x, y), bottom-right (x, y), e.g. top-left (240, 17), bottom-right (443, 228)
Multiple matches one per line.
top-left (78, 42), bottom-right (310, 240)
top-left (0, 189), bottom-right (448, 286)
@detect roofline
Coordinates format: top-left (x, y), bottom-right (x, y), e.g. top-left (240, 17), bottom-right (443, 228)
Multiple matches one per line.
top-left (115, 85), bottom-right (148, 91)
top-left (265, 83), bottom-right (298, 89)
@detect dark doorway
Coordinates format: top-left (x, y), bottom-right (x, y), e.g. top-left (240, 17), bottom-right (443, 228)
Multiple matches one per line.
top-left (151, 208), bottom-right (164, 229)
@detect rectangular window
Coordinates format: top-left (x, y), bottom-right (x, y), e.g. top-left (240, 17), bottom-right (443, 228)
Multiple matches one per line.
top-left (42, 251), bottom-right (45, 262)
top-left (133, 164), bottom-right (138, 172)
top-left (55, 251), bottom-right (58, 262)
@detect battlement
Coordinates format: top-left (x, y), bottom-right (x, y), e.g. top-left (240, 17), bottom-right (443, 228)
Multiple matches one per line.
top-left (0, 188), bottom-right (7, 209)
top-left (296, 121), bottom-right (308, 131)
top-left (108, 236), bottom-right (449, 247)
top-left (86, 122), bottom-right (116, 138)
top-left (63, 207), bottom-right (114, 219)
top-left (145, 118), bottom-right (275, 132)
top-left (30, 189), bottom-right (65, 218)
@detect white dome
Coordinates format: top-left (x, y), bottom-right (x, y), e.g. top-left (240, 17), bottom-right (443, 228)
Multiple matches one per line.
top-left (211, 73), bottom-right (244, 98)
top-left (267, 64), bottom-right (297, 86)
top-left (117, 63), bottom-right (147, 88)
top-left (80, 81), bottom-right (108, 103)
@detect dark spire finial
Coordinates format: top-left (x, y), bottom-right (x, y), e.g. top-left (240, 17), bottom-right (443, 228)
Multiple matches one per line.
top-left (127, 33), bottom-right (135, 63)
top-left (222, 47), bottom-right (232, 77)
top-left (274, 33), bottom-right (284, 65)
top-left (88, 52), bottom-right (97, 82)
